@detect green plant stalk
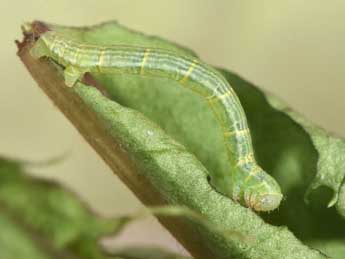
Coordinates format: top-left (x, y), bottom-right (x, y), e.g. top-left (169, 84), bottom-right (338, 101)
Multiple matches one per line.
top-left (17, 35), bottom-right (325, 259)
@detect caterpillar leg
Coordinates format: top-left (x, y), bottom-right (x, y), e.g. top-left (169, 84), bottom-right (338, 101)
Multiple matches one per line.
top-left (64, 66), bottom-right (85, 87)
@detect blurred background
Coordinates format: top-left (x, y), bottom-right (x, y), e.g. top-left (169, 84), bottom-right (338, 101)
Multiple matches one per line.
top-left (1, 0), bottom-right (345, 254)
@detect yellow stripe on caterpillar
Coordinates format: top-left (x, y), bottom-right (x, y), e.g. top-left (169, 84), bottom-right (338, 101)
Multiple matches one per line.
top-left (207, 90), bottom-right (233, 103)
top-left (237, 153), bottom-right (255, 166)
top-left (244, 166), bottom-right (262, 182)
top-left (179, 59), bottom-right (198, 85)
top-left (98, 49), bottom-right (105, 73)
top-left (223, 128), bottom-right (249, 137)
top-left (140, 48), bottom-right (150, 75)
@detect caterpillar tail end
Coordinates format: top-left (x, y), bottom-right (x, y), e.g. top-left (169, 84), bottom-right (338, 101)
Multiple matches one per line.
top-left (29, 39), bottom-right (50, 60)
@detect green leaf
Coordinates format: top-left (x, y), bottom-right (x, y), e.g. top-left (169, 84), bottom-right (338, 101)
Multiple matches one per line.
top-left (220, 72), bottom-right (345, 258)
top-left (0, 157), bottom-right (227, 259)
top-left (265, 92), bottom-right (345, 209)
top-left (22, 20), bottom-right (338, 258)
top-left (108, 246), bottom-right (191, 259)
top-left (0, 157), bottom-right (126, 259)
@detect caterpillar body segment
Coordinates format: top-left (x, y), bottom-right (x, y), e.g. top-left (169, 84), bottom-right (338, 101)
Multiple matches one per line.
top-left (31, 31), bottom-right (283, 211)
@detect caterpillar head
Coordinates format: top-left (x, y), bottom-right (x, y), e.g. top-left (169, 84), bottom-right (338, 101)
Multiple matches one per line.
top-left (242, 169), bottom-right (283, 211)
top-left (223, 165), bottom-right (283, 212)
top-left (248, 192), bottom-right (283, 211)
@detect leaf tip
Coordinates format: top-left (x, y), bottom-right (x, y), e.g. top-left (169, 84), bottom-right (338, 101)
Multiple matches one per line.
top-left (327, 192), bottom-right (339, 208)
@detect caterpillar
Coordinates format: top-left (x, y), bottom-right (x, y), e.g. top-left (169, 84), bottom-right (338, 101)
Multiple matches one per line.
top-left (30, 30), bottom-right (283, 211)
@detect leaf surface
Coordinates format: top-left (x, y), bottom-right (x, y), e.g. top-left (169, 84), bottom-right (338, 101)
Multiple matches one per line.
top-left (19, 20), bottom-right (345, 258)
top-left (0, 158), bottom-right (127, 259)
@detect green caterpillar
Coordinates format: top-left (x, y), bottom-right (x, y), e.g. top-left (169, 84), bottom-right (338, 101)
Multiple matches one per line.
top-left (30, 30), bottom-right (283, 211)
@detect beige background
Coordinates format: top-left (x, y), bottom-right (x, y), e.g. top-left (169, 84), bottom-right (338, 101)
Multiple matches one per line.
top-left (1, 0), bottom-right (345, 253)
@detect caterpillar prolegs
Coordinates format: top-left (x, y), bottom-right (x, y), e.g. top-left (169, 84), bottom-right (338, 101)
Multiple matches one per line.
top-left (30, 30), bottom-right (283, 211)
